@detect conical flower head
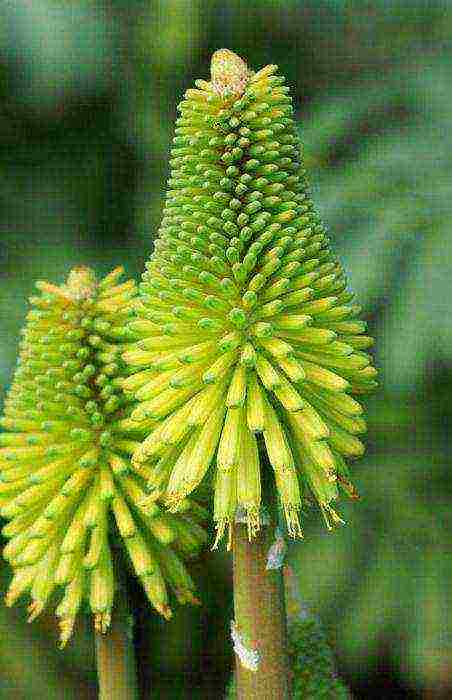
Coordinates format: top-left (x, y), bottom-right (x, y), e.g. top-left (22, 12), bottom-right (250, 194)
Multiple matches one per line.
top-left (0, 267), bottom-right (207, 645)
top-left (125, 50), bottom-right (377, 546)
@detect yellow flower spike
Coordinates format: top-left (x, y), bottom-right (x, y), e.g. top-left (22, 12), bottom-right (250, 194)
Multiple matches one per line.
top-left (0, 268), bottom-right (208, 645)
top-left (126, 51), bottom-right (377, 546)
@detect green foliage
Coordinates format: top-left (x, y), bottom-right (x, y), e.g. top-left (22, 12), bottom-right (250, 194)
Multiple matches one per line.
top-left (225, 615), bottom-right (349, 699)
top-left (290, 394), bottom-right (452, 688)
top-left (287, 38), bottom-right (452, 691)
top-left (2, 1), bottom-right (114, 112)
top-left (302, 55), bottom-right (452, 391)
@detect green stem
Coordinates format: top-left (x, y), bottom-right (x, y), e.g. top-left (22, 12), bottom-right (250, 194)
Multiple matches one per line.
top-left (95, 585), bottom-right (139, 700)
top-left (232, 523), bottom-right (292, 699)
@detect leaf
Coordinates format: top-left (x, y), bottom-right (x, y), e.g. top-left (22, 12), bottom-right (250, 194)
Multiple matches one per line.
top-left (301, 57), bottom-right (452, 392)
top-left (291, 399), bottom-right (452, 686)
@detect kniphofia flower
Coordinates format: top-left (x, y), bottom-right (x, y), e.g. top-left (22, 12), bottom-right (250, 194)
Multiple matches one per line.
top-left (124, 50), bottom-right (377, 547)
top-left (0, 267), bottom-right (207, 645)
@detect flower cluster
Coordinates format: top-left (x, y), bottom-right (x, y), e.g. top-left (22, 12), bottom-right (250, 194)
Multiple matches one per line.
top-left (0, 267), bottom-right (207, 644)
top-left (123, 50), bottom-right (377, 547)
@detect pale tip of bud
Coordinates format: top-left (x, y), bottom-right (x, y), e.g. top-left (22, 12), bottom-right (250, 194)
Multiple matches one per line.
top-left (64, 266), bottom-right (97, 302)
top-left (210, 49), bottom-right (251, 99)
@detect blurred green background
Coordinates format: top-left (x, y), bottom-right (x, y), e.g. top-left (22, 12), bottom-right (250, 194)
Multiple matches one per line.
top-left (0, 1), bottom-right (451, 697)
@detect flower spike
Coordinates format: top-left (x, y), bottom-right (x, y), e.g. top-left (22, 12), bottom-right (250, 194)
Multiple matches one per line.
top-left (0, 267), bottom-right (207, 645)
top-left (125, 51), bottom-right (377, 547)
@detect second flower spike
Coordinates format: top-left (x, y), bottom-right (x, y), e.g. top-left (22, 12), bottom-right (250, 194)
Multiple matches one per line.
top-left (0, 267), bottom-right (207, 645)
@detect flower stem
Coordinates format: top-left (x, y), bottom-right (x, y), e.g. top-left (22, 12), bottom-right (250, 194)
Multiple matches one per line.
top-left (95, 584), bottom-right (139, 700)
top-left (232, 523), bottom-right (292, 699)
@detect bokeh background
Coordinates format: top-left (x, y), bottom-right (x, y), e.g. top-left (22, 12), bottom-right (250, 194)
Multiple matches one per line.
top-left (0, 1), bottom-right (451, 697)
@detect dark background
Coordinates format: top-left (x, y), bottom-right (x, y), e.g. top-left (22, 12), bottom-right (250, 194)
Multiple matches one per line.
top-left (0, 1), bottom-right (451, 697)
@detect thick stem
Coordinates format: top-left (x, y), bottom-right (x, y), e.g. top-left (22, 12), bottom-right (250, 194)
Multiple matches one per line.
top-left (95, 586), bottom-right (139, 700)
top-left (232, 524), bottom-right (292, 700)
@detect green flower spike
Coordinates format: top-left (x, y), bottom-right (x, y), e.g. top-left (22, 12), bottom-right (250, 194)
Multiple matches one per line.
top-left (126, 49), bottom-right (377, 548)
top-left (0, 267), bottom-right (207, 646)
